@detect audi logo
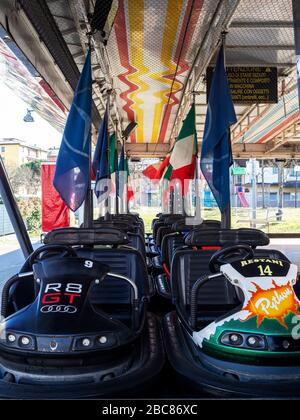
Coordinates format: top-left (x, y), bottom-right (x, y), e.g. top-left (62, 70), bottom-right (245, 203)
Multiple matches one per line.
top-left (40, 305), bottom-right (77, 314)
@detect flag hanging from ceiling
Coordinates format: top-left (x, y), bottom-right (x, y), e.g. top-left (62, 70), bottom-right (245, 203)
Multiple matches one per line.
top-left (200, 44), bottom-right (237, 212)
top-left (118, 145), bottom-right (134, 202)
top-left (92, 106), bottom-right (111, 200)
top-left (163, 104), bottom-right (197, 194)
top-left (53, 50), bottom-right (92, 211)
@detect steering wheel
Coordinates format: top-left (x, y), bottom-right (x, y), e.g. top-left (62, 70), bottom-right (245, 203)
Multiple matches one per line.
top-left (209, 244), bottom-right (254, 273)
top-left (28, 244), bottom-right (77, 269)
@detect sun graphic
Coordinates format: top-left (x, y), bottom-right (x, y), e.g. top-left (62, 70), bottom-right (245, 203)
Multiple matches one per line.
top-left (243, 280), bottom-right (300, 329)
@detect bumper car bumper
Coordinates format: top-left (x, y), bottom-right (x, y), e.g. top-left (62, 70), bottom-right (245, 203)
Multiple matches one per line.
top-left (0, 313), bottom-right (164, 399)
top-left (163, 312), bottom-right (300, 398)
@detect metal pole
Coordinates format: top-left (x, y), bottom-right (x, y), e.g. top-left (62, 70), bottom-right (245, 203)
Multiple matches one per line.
top-left (125, 147), bottom-right (129, 214)
top-left (261, 159), bottom-right (265, 208)
top-left (115, 135), bottom-right (119, 215)
top-left (104, 92), bottom-right (111, 221)
top-left (193, 92), bottom-right (202, 223)
top-left (294, 164), bottom-right (300, 208)
top-left (83, 38), bottom-right (93, 228)
top-left (220, 31), bottom-right (231, 229)
top-left (170, 188), bottom-right (174, 214)
top-left (0, 157), bottom-right (33, 258)
top-left (277, 162), bottom-right (283, 221)
top-left (251, 158), bottom-right (257, 228)
top-left (295, 171), bottom-right (297, 208)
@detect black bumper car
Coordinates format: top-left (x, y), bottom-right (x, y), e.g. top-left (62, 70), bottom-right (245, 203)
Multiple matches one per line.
top-left (0, 228), bottom-right (164, 398)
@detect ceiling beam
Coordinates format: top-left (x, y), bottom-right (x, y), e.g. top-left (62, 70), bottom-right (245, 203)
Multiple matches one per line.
top-left (231, 21), bottom-right (293, 28)
top-left (227, 45), bottom-right (295, 51)
top-left (126, 143), bottom-right (170, 158)
top-left (225, 62), bottom-right (296, 68)
top-left (232, 142), bottom-right (300, 158)
top-left (126, 140), bottom-right (300, 159)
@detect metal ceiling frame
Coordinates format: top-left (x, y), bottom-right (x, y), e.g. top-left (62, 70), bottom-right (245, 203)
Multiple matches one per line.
top-left (66, 0), bottom-right (122, 139)
top-left (231, 21), bottom-right (294, 28)
top-left (0, 0), bottom-right (74, 110)
top-left (0, 0), bottom-right (299, 159)
top-left (267, 119), bottom-right (300, 153)
top-left (169, 0), bottom-right (242, 146)
top-left (12, 0), bottom-right (102, 129)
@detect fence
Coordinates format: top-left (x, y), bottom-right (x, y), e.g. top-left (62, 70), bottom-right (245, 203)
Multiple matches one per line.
top-left (0, 204), bottom-right (14, 236)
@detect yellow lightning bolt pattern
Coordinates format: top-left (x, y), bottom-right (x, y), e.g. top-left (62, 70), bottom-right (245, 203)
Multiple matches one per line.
top-left (150, 0), bottom-right (184, 143)
top-left (127, 0), bottom-right (150, 143)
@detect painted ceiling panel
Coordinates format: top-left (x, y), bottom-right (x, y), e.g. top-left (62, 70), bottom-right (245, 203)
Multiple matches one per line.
top-left (107, 0), bottom-right (204, 144)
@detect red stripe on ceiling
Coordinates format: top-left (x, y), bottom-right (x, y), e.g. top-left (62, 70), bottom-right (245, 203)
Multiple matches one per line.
top-left (256, 111), bottom-right (299, 144)
top-left (158, 0), bottom-right (203, 143)
top-left (114, 0), bottom-right (138, 143)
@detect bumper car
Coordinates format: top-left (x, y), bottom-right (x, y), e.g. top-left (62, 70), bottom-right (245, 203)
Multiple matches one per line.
top-left (0, 228), bottom-right (164, 399)
top-left (163, 228), bottom-right (300, 398)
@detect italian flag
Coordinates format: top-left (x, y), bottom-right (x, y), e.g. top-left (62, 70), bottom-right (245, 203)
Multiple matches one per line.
top-left (142, 153), bottom-right (171, 180)
top-left (163, 104), bottom-right (197, 194)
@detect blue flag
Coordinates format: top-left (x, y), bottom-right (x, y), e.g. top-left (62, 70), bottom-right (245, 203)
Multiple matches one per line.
top-left (92, 106), bottom-right (110, 199)
top-left (53, 50), bottom-right (92, 211)
top-left (200, 45), bottom-right (237, 212)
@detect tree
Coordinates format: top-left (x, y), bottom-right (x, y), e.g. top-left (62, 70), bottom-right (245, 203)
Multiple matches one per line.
top-left (9, 160), bottom-right (41, 196)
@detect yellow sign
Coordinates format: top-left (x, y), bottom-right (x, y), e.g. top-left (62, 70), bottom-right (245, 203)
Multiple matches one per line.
top-left (207, 66), bottom-right (278, 104)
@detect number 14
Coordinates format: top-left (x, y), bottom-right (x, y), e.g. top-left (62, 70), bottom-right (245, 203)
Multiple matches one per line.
top-left (258, 265), bottom-right (273, 276)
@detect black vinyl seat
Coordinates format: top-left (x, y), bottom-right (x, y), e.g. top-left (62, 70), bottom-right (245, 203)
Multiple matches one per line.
top-left (77, 247), bottom-right (150, 326)
top-left (40, 227), bottom-right (153, 326)
top-left (152, 214), bottom-right (184, 245)
top-left (154, 220), bottom-right (222, 278)
top-left (98, 214), bottom-right (145, 235)
top-left (90, 221), bottom-right (147, 259)
top-left (169, 229), bottom-right (290, 329)
top-left (95, 219), bottom-right (144, 236)
top-left (171, 249), bottom-right (239, 327)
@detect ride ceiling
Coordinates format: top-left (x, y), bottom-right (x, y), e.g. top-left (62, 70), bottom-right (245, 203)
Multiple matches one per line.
top-left (107, 0), bottom-right (204, 144)
top-left (0, 0), bottom-right (299, 158)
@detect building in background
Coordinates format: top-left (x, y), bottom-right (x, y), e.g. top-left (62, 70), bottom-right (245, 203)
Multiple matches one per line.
top-left (47, 147), bottom-right (59, 162)
top-left (243, 160), bottom-right (300, 208)
top-left (0, 138), bottom-right (47, 169)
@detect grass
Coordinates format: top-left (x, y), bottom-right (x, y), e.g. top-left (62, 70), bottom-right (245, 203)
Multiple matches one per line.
top-left (203, 208), bottom-right (300, 233)
top-left (137, 206), bottom-right (300, 234)
top-left (14, 207), bottom-right (300, 237)
top-left (137, 206), bottom-right (160, 233)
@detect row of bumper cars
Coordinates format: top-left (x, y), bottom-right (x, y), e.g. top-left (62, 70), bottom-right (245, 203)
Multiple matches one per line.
top-left (2, 209), bottom-right (299, 398)
top-left (152, 219), bottom-right (221, 295)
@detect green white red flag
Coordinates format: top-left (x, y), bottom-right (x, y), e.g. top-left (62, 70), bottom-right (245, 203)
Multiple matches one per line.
top-left (163, 104), bottom-right (197, 194)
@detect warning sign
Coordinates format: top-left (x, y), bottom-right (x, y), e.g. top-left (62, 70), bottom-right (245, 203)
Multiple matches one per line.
top-left (206, 66), bottom-right (278, 104)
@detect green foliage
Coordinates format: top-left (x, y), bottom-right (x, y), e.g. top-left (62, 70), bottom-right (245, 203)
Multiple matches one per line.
top-left (17, 197), bottom-right (41, 232)
top-left (24, 160), bottom-right (41, 177)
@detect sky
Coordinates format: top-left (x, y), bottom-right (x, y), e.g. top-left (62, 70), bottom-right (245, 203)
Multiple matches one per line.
top-left (0, 80), bottom-right (62, 150)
